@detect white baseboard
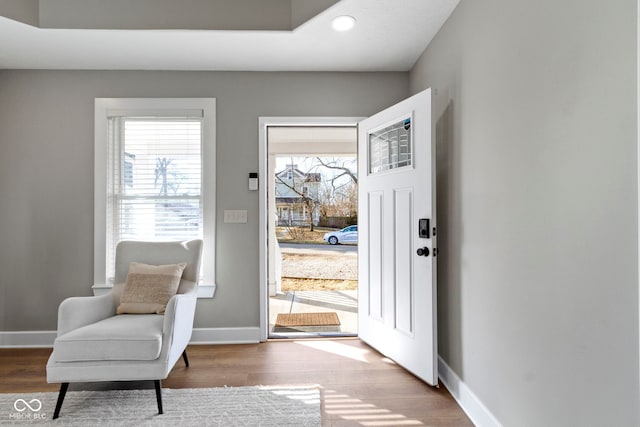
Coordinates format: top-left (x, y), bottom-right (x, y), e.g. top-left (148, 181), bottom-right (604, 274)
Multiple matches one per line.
top-left (0, 327), bottom-right (262, 348)
top-left (438, 356), bottom-right (503, 427)
top-left (190, 327), bottom-right (262, 344)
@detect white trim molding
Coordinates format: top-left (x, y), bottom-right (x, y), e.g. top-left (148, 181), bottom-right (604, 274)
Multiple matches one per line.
top-left (94, 98), bottom-right (217, 293)
top-left (190, 327), bottom-right (261, 344)
top-left (257, 116), bottom-right (364, 342)
top-left (91, 283), bottom-right (217, 299)
top-left (438, 356), bottom-right (503, 427)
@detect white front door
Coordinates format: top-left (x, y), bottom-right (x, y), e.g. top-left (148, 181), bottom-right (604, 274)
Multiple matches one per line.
top-left (357, 89), bottom-right (437, 385)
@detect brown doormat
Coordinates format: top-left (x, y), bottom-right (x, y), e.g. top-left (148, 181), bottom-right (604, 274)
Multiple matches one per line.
top-left (275, 312), bottom-right (341, 327)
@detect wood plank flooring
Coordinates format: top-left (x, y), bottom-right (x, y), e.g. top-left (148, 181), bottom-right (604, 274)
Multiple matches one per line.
top-left (0, 339), bottom-right (472, 426)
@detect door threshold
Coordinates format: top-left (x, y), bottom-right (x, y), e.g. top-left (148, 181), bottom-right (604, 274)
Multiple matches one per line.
top-left (269, 332), bottom-right (357, 340)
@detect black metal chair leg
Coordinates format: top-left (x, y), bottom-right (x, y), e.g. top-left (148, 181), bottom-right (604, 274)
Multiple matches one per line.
top-left (182, 350), bottom-right (189, 367)
top-left (154, 380), bottom-right (163, 415)
top-left (53, 382), bottom-right (69, 419)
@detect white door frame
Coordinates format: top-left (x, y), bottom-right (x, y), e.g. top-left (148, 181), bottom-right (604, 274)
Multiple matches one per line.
top-left (258, 116), bottom-right (364, 341)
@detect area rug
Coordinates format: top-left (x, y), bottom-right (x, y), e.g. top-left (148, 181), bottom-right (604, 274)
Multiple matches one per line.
top-left (0, 385), bottom-right (320, 426)
top-left (275, 312), bottom-right (340, 327)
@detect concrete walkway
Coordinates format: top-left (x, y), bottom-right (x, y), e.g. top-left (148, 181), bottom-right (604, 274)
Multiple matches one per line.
top-left (270, 290), bottom-right (358, 336)
top-left (270, 243), bottom-right (359, 336)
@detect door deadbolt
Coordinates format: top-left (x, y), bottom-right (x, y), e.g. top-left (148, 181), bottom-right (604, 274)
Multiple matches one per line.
top-left (419, 219), bottom-right (430, 238)
top-left (417, 247), bottom-right (430, 257)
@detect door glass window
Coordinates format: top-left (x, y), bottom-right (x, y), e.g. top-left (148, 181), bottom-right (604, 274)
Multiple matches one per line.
top-left (368, 117), bottom-right (412, 174)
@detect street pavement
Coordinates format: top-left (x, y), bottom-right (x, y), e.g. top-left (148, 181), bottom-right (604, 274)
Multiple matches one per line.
top-left (278, 242), bottom-right (357, 255)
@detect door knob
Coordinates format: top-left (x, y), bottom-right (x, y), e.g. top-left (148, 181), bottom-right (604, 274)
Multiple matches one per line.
top-left (417, 247), bottom-right (429, 257)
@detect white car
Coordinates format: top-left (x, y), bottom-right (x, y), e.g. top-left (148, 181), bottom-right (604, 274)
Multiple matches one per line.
top-left (323, 225), bottom-right (358, 245)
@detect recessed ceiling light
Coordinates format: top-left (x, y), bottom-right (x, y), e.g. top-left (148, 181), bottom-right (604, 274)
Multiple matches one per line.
top-left (332, 15), bottom-right (356, 32)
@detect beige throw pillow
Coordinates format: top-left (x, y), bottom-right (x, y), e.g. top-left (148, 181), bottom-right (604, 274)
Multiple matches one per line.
top-left (117, 262), bottom-right (187, 315)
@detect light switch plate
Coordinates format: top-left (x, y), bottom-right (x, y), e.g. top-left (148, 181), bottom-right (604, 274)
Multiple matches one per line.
top-left (224, 210), bottom-right (248, 223)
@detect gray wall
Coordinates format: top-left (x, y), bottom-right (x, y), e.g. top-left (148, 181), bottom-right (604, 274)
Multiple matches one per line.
top-left (0, 70), bottom-right (408, 331)
top-left (39, 0), bottom-right (292, 30)
top-left (410, 0), bottom-right (639, 426)
top-left (0, 0), bottom-right (39, 26)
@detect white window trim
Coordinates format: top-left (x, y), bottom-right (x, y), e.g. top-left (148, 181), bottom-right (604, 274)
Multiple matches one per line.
top-left (94, 98), bottom-right (216, 298)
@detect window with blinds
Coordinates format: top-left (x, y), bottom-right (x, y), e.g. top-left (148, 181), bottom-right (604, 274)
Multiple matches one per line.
top-left (95, 98), bottom-right (216, 292)
top-left (106, 116), bottom-right (203, 279)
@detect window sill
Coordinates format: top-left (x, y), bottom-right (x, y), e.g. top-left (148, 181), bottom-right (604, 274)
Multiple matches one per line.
top-left (92, 282), bottom-right (217, 299)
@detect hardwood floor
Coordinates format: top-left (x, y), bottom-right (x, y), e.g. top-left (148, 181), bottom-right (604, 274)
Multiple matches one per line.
top-left (0, 338), bottom-right (472, 426)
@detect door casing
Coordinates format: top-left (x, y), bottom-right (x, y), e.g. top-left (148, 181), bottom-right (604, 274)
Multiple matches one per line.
top-left (258, 116), bottom-right (364, 341)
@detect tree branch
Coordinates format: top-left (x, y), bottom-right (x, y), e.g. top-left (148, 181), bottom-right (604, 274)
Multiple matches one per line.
top-left (315, 157), bottom-right (358, 184)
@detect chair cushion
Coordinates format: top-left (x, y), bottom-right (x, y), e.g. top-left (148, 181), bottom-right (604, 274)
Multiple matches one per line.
top-left (117, 262), bottom-right (186, 314)
top-left (53, 315), bottom-right (163, 362)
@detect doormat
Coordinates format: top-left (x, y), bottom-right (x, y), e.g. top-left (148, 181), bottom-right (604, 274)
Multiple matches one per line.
top-left (275, 312), bottom-right (341, 327)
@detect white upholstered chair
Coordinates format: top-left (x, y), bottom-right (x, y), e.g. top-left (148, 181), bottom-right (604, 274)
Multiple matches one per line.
top-left (46, 239), bottom-right (203, 419)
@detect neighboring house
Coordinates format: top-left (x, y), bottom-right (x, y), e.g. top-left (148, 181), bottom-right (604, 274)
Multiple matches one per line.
top-left (275, 164), bottom-right (320, 226)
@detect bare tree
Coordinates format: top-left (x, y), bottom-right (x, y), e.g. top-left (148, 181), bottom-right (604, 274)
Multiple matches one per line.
top-left (315, 157), bottom-right (357, 185)
top-left (312, 158), bottom-right (357, 225)
top-left (155, 158), bottom-right (173, 196)
top-left (276, 157), bottom-right (357, 232)
top-left (318, 178), bottom-right (356, 215)
top-left (155, 157), bottom-right (185, 196)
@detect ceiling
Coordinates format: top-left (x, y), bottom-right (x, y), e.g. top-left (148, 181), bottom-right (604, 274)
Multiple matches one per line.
top-left (0, 0), bottom-right (460, 71)
top-left (269, 127), bottom-right (357, 155)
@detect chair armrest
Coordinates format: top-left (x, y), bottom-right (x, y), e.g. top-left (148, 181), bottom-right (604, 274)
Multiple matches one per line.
top-left (57, 293), bottom-right (116, 336)
top-left (162, 291), bottom-right (197, 362)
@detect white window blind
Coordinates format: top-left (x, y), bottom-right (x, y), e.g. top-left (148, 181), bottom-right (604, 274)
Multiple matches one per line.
top-left (95, 98), bottom-right (216, 296)
top-left (106, 116), bottom-right (203, 279)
